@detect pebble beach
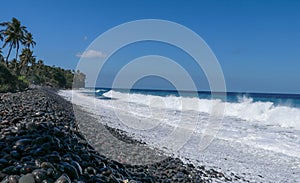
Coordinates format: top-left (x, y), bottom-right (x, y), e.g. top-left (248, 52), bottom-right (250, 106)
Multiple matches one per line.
top-left (0, 88), bottom-right (246, 182)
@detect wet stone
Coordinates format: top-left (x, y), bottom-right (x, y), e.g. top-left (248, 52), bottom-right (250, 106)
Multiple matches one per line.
top-left (8, 175), bottom-right (19, 183)
top-left (18, 173), bottom-right (35, 183)
top-left (34, 136), bottom-right (53, 146)
top-left (1, 176), bottom-right (9, 183)
top-left (2, 166), bottom-right (18, 174)
top-left (20, 156), bottom-right (31, 162)
top-left (70, 161), bottom-right (82, 175)
top-left (15, 139), bottom-right (32, 146)
top-left (0, 158), bottom-right (8, 169)
top-left (47, 154), bottom-right (61, 163)
top-left (46, 168), bottom-right (55, 177)
top-left (54, 174), bottom-right (71, 183)
top-left (10, 151), bottom-right (20, 159)
top-left (20, 165), bottom-right (36, 174)
top-left (32, 169), bottom-right (47, 183)
top-left (40, 162), bottom-right (54, 169)
top-left (99, 167), bottom-right (112, 176)
top-left (84, 166), bottom-right (96, 175)
top-left (41, 179), bottom-right (53, 183)
top-left (62, 163), bottom-right (79, 180)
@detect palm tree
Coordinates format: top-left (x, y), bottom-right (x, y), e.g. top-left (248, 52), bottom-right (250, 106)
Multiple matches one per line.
top-left (23, 33), bottom-right (36, 49)
top-left (37, 59), bottom-right (44, 67)
top-left (29, 56), bottom-right (36, 74)
top-left (30, 56), bottom-right (36, 66)
top-left (19, 48), bottom-right (34, 68)
top-left (36, 59), bottom-right (44, 74)
top-left (0, 29), bottom-right (5, 64)
top-left (8, 58), bottom-right (19, 74)
top-left (0, 49), bottom-right (4, 65)
top-left (0, 17), bottom-right (27, 64)
top-left (19, 48), bottom-right (36, 75)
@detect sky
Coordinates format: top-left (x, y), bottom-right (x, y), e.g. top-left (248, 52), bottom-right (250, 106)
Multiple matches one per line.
top-left (1, 0), bottom-right (300, 93)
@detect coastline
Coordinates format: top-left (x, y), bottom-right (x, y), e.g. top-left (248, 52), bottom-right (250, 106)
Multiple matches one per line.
top-left (60, 89), bottom-right (300, 183)
top-left (0, 88), bottom-right (240, 182)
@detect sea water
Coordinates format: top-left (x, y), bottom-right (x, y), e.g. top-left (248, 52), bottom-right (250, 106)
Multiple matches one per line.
top-left (59, 88), bottom-right (300, 182)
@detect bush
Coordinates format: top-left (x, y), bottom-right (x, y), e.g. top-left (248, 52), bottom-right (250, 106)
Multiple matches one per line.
top-left (0, 63), bottom-right (28, 92)
top-left (17, 75), bottom-right (29, 89)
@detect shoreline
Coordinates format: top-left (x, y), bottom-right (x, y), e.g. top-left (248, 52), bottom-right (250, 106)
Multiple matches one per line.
top-left (60, 89), bottom-right (300, 183)
top-left (0, 88), bottom-right (244, 182)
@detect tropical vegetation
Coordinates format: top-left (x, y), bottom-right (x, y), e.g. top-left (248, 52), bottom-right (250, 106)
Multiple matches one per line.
top-left (0, 17), bottom-right (85, 92)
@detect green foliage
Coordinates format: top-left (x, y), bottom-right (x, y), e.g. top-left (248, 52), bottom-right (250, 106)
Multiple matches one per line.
top-left (29, 64), bottom-right (85, 89)
top-left (0, 18), bottom-right (86, 92)
top-left (18, 75), bottom-right (29, 84)
top-left (0, 63), bottom-right (16, 92)
top-left (0, 63), bottom-right (28, 92)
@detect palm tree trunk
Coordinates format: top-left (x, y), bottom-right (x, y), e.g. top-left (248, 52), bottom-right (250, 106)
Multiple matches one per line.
top-left (6, 44), bottom-right (13, 65)
top-left (15, 43), bottom-right (19, 61)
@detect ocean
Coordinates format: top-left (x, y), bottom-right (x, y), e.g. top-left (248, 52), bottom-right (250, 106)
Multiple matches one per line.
top-left (59, 88), bottom-right (300, 182)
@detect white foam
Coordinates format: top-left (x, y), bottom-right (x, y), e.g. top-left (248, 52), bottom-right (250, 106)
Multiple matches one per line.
top-left (103, 90), bottom-right (300, 130)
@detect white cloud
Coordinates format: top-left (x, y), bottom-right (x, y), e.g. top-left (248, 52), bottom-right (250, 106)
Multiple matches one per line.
top-left (76, 49), bottom-right (107, 58)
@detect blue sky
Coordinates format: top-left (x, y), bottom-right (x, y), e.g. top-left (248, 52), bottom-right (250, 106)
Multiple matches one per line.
top-left (1, 0), bottom-right (300, 93)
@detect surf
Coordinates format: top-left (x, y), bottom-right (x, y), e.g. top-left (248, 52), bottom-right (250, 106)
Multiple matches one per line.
top-left (102, 90), bottom-right (300, 130)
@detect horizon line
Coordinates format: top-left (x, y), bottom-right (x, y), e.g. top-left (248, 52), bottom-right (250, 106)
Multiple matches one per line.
top-left (83, 86), bottom-right (300, 96)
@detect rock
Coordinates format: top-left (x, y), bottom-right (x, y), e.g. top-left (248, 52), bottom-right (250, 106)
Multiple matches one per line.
top-left (2, 166), bottom-right (17, 174)
top-left (25, 122), bottom-right (36, 131)
top-left (40, 162), bottom-right (55, 169)
top-left (87, 176), bottom-right (107, 183)
top-left (62, 163), bottom-right (79, 180)
top-left (46, 168), bottom-right (55, 177)
top-left (52, 171), bottom-right (61, 180)
top-left (18, 173), bottom-right (35, 183)
top-left (99, 167), bottom-right (112, 176)
top-left (54, 174), bottom-right (71, 183)
top-left (33, 148), bottom-right (47, 156)
top-left (10, 150), bottom-right (20, 159)
top-left (107, 175), bottom-right (119, 183)
top-left (53, 131), bottom-right (65, 137)
top-left (15, 139), bottom-right (32, 146)
top-left (32, 169), bottom-right (47, 183)
top-left (34, 136), bottom-right (53, 145)
top-left (47, 154), bottom-right (61, 163)
top-left (20, 156), bottom-right (32, 162)
top-left (1, 176), bottom-right (9, 183)
top-left (71, 155), bottom-right (81, 162)
top-left (84, 166), bottom-right (96, 175)
top-left (39, 143), bottom-right (52, 153)
top-left (33, 112), bottom-right (45, 117)
top-left (70, 161), bottom-right (82, 175)
top-left (8, 175), bottom-right (19, 183)
top-left (80, 154), bottom-right (90, 161)
top-left (34, 159), bottom-right (45, 167)
top-left (0, 158), bottom-right (8, 169)
top-left (140, 176), bottom-right (155, 183)
top-left (20, 165), bottom-right (36, 174)
top-left (97, 162), bottom-right (106, 169)
top-left (14, 145), bottom-right (26, 153)
top-left (41, 180), bottom-right (53, 183)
